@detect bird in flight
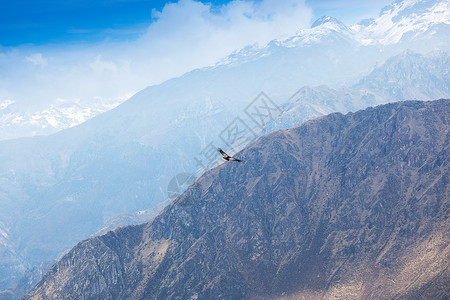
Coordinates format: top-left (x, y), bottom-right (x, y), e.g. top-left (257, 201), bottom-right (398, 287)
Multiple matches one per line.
top-left (218, 148), bottom-right (242, 162)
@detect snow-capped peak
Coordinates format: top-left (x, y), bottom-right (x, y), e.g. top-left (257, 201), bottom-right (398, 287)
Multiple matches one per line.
top-left (212, 0), bottom-right (449, 69)
top-left (353, 0), bottom-right (450, 45)
top-left (311, 16), bottom-right (347, 29)
top-left (0, 97), bottom-right (125, 141)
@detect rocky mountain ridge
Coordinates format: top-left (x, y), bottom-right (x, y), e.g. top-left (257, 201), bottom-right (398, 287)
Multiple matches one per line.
top-left (25, 99), bottom-right (449, 299)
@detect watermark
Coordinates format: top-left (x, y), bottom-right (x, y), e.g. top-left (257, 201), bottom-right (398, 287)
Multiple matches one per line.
top-left (219, 116), bottom-right (258, 153)
top-left (167, 173), bottom-right (197, 200)
top-left (193, 141), bottom-right (220, 170)
top-left (245, 92), bottom-right (282, 129)
top-left (166, 92), bottom-right (281, 203)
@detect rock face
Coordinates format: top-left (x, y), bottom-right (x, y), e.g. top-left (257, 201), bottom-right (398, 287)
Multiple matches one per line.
top-left (25, 100), bottom-right (449, 299)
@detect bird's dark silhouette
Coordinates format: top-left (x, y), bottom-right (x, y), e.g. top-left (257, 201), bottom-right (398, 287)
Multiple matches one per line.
top-left (218, 148), bottom-right (241, 162)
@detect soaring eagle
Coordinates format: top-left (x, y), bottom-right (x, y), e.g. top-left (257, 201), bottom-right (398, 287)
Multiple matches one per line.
top-left (218, 148), bottom-right (241, 162)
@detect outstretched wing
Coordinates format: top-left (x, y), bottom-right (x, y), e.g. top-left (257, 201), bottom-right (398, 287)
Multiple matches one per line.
top-left (229, 157), bottom-right (242, 162)
top-left (218, 148), bottom-right (242, 162)
top-left (218, 148), bottom-right (230, 159)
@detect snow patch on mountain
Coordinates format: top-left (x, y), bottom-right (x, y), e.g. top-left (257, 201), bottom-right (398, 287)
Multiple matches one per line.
top-left (353, 0), bottom-right (450, 45)
top-left (0, 97), bottom-right (125, 141)
top-left (311, 16), bottom-right (347, 29)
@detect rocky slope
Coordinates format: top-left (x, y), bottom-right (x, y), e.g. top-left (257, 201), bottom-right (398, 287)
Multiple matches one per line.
top-left (25, 99), bottom-right (449, 299)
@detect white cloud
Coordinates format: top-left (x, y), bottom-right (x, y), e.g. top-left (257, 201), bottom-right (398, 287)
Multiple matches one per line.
top-left (0, 99), bottom-right (15, 110)
top-left (132, 0), bottom-right (313, 81)
top-left (89, 55), bottom-right (120, 74)
top-left (0, 0), bottom-right (312, 116)
top-left (25, 53), bottom-right (48, 68)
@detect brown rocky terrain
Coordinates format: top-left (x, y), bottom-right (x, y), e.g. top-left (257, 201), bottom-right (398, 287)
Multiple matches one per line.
top-left (24, 99), bottom-right (449, 299)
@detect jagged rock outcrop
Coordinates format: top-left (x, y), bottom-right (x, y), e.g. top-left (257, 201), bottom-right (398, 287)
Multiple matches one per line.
top-left (25, 99), bottom-right (449, 299)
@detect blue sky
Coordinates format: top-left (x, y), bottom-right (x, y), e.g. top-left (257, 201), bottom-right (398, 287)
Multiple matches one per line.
top-left (0, 0), bottom-right (392, 46)
top-left (0, 0), bottom-right (232, 46)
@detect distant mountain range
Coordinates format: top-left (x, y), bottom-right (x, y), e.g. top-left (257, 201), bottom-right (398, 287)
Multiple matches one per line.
top-left (0, 0), bottom-right (449, 295)
top-left (24, 99), bottom-right (450, 299)
top-left (265, 50), bottom-right (449, 132)
top-left (1, 0), bottom-right (449, 142)
top-left (354, 50), bottom-right (450, 100)
top-left (0, 97), bottom-right (122, 141)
